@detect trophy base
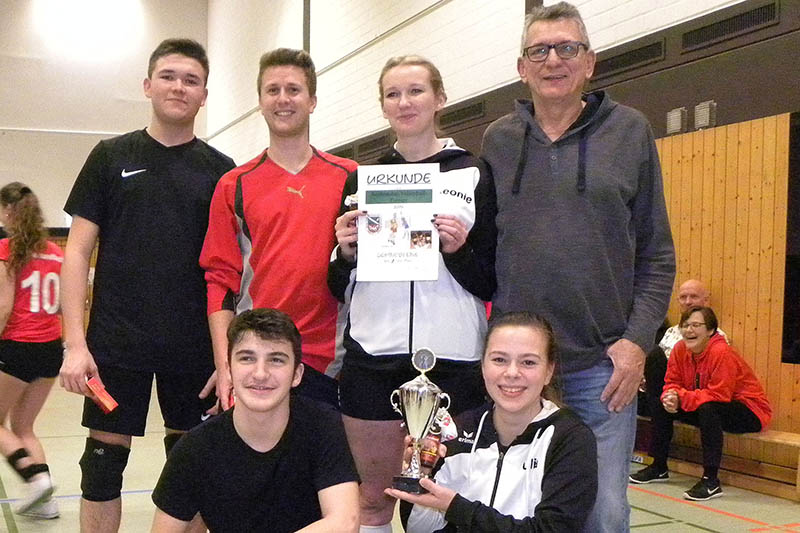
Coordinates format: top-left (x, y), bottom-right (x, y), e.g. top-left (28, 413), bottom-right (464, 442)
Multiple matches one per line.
top-left (392, 476), bottom-right (428, 494)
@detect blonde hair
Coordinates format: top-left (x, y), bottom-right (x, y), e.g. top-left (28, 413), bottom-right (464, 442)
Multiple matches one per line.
top-left (378, 55), bottom-right (447, 108)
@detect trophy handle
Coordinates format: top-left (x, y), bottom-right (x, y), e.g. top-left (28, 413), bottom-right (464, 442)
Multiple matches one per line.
top-left (439, 392), bottom-right (450, 411)
top-left (390, 390), bottom-right (402, 415)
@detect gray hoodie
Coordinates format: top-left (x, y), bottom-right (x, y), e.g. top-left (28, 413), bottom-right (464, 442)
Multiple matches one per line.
top-left (481, 91), bottom-right (675, 373)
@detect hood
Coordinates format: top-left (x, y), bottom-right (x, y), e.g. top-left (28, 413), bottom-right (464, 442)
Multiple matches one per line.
top-left (510, 90), bottom-right (617, 194)
top-left (471, 399), bottom-right (568, 450)
top-left (691, 330), bottom-right (728, 360)
top-left (377, 137), bottom-right (469, 165)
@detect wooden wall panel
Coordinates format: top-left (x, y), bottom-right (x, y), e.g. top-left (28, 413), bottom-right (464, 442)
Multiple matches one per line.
top-left (658, 114), bottom-right (793, 435)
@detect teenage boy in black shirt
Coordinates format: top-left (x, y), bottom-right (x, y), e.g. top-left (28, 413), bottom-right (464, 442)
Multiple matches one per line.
top-left (151, 309), bottom-right (360, 533)
top-left (59, 39), bottom-right (235, 532)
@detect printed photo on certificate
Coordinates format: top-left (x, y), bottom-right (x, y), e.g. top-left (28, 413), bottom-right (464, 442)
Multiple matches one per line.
top-left (356, 163), bottom-right (439, 281)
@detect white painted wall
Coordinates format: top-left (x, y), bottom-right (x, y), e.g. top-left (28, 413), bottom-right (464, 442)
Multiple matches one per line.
top-left (309, 0), bottom-right (523, 150)
top-left (1, 0), bottom-right (754, 224)
top-left (0, 0), bottom-right (209, 226)
top-left (206, 0), bottom-right (747, 154)
top-left (204, 0), bottom-right (303, 163)
top-left (559, 0), bottom-right (747, 51)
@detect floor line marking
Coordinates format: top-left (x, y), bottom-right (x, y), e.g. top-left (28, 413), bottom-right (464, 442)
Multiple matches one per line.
top-left (0, 473), bottom-right (19, 533)
top-left (631, 504), bottom-right (676, 520)
top-left (0, 487), bottom-right (154, 504)
top-left (630, 485), bottom-right (770, 526)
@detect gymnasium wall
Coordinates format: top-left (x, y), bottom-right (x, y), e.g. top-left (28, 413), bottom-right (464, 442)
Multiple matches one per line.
top-left (0, 0), bottom-right (210, 227)
top-left (204, 0), bottom-right (745, 162)
top-left (658, 114), bottom-right (796, 432)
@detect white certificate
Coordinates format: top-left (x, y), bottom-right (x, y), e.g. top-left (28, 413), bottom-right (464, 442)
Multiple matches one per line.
top-left (356, 163), bottom-right (439, 281)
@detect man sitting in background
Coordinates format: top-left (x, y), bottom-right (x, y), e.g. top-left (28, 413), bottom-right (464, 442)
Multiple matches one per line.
top-left (640, 279), bottom-right (728, 416)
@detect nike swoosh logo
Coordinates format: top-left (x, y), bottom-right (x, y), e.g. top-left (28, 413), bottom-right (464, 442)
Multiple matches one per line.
top-left (121, 168), bottom-right (146, 178)
top-left (200, 413), bottom-right (212, 422)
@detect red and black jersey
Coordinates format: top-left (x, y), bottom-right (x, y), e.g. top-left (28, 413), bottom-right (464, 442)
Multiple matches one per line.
top-left (200, 147), bottom-right (357, 375)
top-left (0, 239), bottom-right (63, 343)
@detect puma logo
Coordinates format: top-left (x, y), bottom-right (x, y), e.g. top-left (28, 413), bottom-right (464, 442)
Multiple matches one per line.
top-left (287, 185), bottom-right (306, 198)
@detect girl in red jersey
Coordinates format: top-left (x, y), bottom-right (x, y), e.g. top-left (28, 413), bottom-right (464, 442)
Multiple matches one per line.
top-left (0, 182), bottom-right (63, 519)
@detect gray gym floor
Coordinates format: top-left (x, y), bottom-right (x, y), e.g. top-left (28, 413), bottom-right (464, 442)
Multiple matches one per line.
top-left (1, 386), bottom-right (798, 532)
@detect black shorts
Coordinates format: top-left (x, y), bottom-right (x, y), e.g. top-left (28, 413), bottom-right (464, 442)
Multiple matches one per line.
top-left (82, 362), bottom-right (217, 436)
top-left (292, 363), bottom-right (340, 410)
top-left (0, 339), bottom-right (62, 383)
top-left (339, 356), bottom-right (486, 421)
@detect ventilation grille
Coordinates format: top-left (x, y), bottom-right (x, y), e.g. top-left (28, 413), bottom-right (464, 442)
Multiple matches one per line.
top-left (682, 2), bottom-right (778, 52)
top-left (594, 40), bottom-right (664, 79)
top-left (330, 147), bottom-right (355, 160)
top-left (357, 134), bottom-right (390, 157)
top-left (440, 101), bottom-right (485, 129)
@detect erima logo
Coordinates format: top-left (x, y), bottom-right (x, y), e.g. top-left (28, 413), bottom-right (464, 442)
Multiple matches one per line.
top-left (287, 185), bottom-right (306, 198)
top-left (522, 458), bottom-right (538, 470)
top-left (457, 430), bottom-right (475, 444)
top-left (93, 448), bottom-right (105, 456)
top-left (121, 168), bottom-right (147, 178)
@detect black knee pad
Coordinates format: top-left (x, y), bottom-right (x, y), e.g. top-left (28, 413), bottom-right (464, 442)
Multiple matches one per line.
top-left (164, 433), bottom-right (183, 458)
top-left (79, 437), bottom-right (131, 502)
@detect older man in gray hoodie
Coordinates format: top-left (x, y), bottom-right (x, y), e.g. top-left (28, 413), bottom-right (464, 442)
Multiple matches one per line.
top-left (481, 3), bottom-right (675, 532)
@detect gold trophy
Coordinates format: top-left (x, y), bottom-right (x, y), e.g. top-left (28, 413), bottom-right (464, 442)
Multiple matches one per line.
top-left (390, 348), bottom-right (450, 493)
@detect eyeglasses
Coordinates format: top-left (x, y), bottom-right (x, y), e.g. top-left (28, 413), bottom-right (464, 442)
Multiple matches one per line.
top-left (680, 322), bottom-right (706, 330)
top-left (523, 41), bottom-right (588, 62)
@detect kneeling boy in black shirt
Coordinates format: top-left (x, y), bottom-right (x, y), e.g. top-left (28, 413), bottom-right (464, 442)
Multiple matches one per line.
top-left (151, 309), bottom-right (360, 532)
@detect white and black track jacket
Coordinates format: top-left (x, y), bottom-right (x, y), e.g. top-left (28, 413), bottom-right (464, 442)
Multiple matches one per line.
top-left (407, 400), bottom-right (597, 532)
top-left (327, 140), bottom-right (496, 367)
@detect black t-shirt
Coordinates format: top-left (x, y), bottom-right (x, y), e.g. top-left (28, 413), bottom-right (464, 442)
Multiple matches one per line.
top-left (152, 396), bottom-right (360, 533)
top-left (64, 129), bottom-right (235, 372)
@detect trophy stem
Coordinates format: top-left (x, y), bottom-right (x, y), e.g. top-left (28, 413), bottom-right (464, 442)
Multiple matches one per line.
top-left (409, 444), bottom-right (422, 477)
top-left (392, 442), bottom-right (428, 494)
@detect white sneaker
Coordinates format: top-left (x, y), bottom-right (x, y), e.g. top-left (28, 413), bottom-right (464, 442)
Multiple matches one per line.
top-left (18, 497), bottom-right (59, 519)
top-left (14, 472), bottom-right (55, 515)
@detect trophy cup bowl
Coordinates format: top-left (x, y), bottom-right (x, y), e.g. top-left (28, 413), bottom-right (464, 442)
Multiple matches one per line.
top-left (390, 348), bottom-right (450, 493)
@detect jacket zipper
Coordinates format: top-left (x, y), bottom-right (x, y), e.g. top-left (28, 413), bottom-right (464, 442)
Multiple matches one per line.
top-left (489, 449), bottom-right (506, 507)
top-left (408, 281), bottom-right (415, 352)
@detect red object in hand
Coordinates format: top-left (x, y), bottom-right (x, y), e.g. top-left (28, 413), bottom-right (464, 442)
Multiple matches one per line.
top-left (86, 376), bottom-right (119, 414)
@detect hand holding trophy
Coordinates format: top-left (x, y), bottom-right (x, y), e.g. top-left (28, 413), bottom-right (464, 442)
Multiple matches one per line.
top-left (390, 348), bottom-right (450, 494)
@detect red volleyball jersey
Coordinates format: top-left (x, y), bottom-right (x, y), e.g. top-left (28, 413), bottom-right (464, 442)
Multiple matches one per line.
top-left (0, 239), bottom-right (63, 342)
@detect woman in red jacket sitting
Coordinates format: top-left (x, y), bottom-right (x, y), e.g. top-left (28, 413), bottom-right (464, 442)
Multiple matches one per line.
top-left (629, 306), bottom-right (771, 501)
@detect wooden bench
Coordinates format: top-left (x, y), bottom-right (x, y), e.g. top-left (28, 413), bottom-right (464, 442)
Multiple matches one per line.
top-left (634, 417), bottom-right (800, 501)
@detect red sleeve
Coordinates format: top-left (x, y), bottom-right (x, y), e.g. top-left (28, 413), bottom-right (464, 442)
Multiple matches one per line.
top-left (661, 341), bottom-right (687, 399)
top-left (676, 344), bottom-right (737, 411)
top-left (0, 239), bottom-right (9, 261)
top-left (199, 173), bottom-right (242, 315)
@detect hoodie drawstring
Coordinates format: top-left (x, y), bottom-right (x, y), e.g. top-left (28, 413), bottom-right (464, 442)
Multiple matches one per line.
top-left (511, 122), bottom-right (530, 195)
top-left (577, 128), bottom-right (587, 193)
top-left (512, 122), bottom-right (588, 194)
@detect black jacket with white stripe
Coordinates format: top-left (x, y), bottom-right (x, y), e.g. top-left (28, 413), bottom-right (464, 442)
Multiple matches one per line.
top-left (407, 400), bottom-right (597, 532)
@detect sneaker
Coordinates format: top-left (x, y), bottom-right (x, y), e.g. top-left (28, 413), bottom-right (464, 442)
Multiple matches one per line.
top-left (18, 497), bottom-right (59, 519)
top-left (14, 472), bottom-right (55, 515)
top-left (629, 464), bottom-right (669, 484)
top-left (683, 477), bottom-right (723, 501)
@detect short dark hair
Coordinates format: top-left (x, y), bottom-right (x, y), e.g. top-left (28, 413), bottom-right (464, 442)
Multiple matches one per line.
top-left (521, 1), bottom-right (591, 54)
top-left (257, 48), bottom-right (316, 97)
top-left (484, 311), bottom-right (561, 403)
top-left (148, 38), bottom-right (209, 84)
top-left (680, 306), bottom-right (719, 336)
top-left (227, 309), bottom-right (302, 368)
